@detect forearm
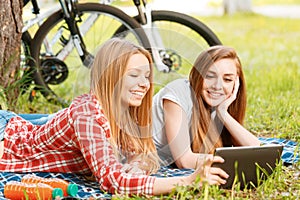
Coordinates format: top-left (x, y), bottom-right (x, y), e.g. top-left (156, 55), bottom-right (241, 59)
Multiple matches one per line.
top-left (220, 112), bottom-right (261, 146)
top-left (175, 151), bottom-right (212, 169)
top-left (153, 155), bottom-right (228, 195)
top-left (153, 176), bottom-right (191, 195)
top-left (175, 152), bottom-right (199, 169)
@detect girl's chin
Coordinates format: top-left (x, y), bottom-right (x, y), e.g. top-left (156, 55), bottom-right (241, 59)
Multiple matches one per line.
top-left (206, 99), bottom-right (223, 107)
top-left (128, 99), bottom-right (143, 107)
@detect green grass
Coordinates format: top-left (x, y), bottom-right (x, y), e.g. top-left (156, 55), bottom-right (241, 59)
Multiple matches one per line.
top-left (132, 8), bottom-right (300, 200)
top-left (2, 2), bottom-right (299, 199)
top-left (152, 12), bottom-right (300, 200)
top-left (195, 13), bottom-right (300, 142)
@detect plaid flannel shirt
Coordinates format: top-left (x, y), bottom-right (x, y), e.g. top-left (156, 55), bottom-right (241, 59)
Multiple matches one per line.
top-left (0, 94), bottom-right (155, 195)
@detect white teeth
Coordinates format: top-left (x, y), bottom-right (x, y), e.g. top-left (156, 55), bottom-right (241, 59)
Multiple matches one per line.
top-left (208, 91), bottom-right (223, 98)
top-left (132, 91), bottom-right (144, 96)
top-left (210, 93), bottom-right (221, 97)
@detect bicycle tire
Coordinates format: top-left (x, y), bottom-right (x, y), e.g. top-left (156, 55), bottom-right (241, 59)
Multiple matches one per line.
top-left (115, 10), bottom-right (222, 90)
top-left (144, 10), bottom-right (222, 74)
top-left (30, 3), bottom-right (150, 107)
top-left (20, 31), bottom-right (34, 94)
top-left (151, 10), bottom-right (222, 46)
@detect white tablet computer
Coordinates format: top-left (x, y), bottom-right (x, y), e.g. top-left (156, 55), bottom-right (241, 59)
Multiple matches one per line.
top-left (212, 145), bottom-right (283, 189)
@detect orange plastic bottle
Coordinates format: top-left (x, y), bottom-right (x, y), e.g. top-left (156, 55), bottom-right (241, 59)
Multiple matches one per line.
top-left (4, 181), bottom-right (63, 200)
top-left (21, 174), bottom-right (78, 197)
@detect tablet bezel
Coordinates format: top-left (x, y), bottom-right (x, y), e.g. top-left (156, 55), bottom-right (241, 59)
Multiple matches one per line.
top-left (212, 145), bottom-right (283, 189)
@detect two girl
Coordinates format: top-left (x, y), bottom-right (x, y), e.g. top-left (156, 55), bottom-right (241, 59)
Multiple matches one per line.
top-left (0, 38), bottom-right (228, 195)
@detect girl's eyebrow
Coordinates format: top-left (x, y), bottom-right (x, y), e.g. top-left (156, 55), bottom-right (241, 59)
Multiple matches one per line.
top-left (224, 73), bottom-right (236, 76)
top-left (207, 70), bottom-right (236, 76)
top-left (127, 68), bottom-right (139, 72)
top-left (127, 68), bottom-right (151, 75)
top-left (207, 70), bottom-right (217, 74)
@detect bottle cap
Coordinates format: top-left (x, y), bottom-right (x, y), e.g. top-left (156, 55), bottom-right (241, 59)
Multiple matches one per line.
top-left (52, 188), bottom-right (63, 198)
top-left (67, 184), bottom-right (78, 197)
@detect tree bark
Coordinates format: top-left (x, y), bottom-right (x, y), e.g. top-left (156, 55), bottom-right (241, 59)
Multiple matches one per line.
top-left (0, 0), bottom-right (23, 110)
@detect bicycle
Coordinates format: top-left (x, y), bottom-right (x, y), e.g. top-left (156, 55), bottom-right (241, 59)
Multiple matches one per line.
top-left (111, 0), bottom-right (222, 71)
top-left (25, 0), bottom-right (222, 109)
top-left (109, 0), bottom-right (222, 91)
top-left (20, 0), bottom-right (151, 108)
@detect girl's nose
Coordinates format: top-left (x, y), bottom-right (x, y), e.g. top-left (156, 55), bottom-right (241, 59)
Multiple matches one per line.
top-left (138, 76), bottom-right (149, 87)
top-left (212, 77), bottom-right (222, 90)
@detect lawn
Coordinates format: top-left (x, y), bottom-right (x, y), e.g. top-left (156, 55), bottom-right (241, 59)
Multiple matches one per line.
top-left (2, 1), bottom-right (300, 199)
top-left (171, 8), bottom-right (300, 200)
top-left (127, 3), bottom-right (300, 199)
top-left (180, 9), bottom-right (300, 200)
top-left (197, 13), bottom-right (300, 142)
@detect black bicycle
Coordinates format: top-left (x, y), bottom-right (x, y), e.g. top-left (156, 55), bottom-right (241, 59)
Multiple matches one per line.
top-left (113, 0), bottom-right (222, 73)
top-left (23, 0), bottom-right (222, 108)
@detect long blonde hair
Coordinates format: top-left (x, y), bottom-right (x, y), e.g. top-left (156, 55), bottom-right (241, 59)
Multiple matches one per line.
top-left (189, 45), bottom-right (247, 153)
top-left (90, 38), bottom-right (160, 173)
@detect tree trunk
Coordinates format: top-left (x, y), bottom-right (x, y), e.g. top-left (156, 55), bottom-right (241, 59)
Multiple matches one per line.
top-left (0, 0), bottom-right (23, 110)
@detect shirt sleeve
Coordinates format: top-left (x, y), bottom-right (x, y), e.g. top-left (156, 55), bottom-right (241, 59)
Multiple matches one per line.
top-left (71, 111), bottom-right (156, 195)
top-left (159, 79), bottom-right (193, 117)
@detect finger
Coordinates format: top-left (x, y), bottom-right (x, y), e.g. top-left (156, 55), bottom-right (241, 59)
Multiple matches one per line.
top-left (211, 175), bottom-right (227, 185)
top-left (197, 156), bottom-right (213, 169)
top-left (205, 174), bottom-right (227, 185)
top-left (196, 154), bottom-right (214, 164)
top-left (206, 168), bottom-right (228, 184)
top-left (210, 167), bottom-right (229, 179)
top-left (212, 155), bottom-right (225, 163)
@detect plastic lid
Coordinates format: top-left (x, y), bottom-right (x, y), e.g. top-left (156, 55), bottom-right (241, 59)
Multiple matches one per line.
top-left (52, 188), bottom-right (63, 198)
top-left (67, 184), bottom-right (79, 197)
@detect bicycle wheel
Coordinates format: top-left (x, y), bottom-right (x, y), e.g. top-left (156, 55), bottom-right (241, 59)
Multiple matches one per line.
top-left (30, 3), bottom-right (150, 107)
top-left (20, 31), bottom-right (35, 95)
top-left (148, 10), bottom-right (222, 77)
top-left (116, 10), bottom-right (222, 91)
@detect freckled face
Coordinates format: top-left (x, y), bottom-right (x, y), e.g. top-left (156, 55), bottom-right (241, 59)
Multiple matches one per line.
top-left (121, 53), bottom-right (151, 107)
top-left (202, 58), bottom-right (237, 107)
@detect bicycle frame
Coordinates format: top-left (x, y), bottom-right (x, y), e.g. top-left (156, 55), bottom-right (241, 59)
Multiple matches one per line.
top-left (52, 0), bottom-right (95, 67)
top-left (60, 0), bottom-right (170, 71)
top-left (101, 0), bottom-right (171, 72)
top-left (37, 0), bottom-right (166, 71)
top-left (22, 3), bottom-right (60, 33)
top-left (23, 0), bottom-right (93, 67)
top-left (101, 0), bottom-right (223, 73)
top-left (57, 0), bottom-right (94, 67)
top-left (25, 0), bottom-right (170, 73)
top-left (137, 0), bottom-right (171, 72)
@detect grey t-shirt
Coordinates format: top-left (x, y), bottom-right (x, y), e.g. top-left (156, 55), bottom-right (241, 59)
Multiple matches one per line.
top-left (152, 79), bottom-right (194, 166)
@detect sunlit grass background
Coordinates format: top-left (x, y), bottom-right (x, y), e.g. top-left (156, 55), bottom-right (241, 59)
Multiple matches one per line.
top-left (198, 14), bottom-right (300, 142)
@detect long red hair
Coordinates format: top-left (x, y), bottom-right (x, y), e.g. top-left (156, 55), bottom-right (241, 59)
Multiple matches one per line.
top-left (90, 38), bottom-right (160, 173)
top-left (189, 45), bottom-right (247, 153)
